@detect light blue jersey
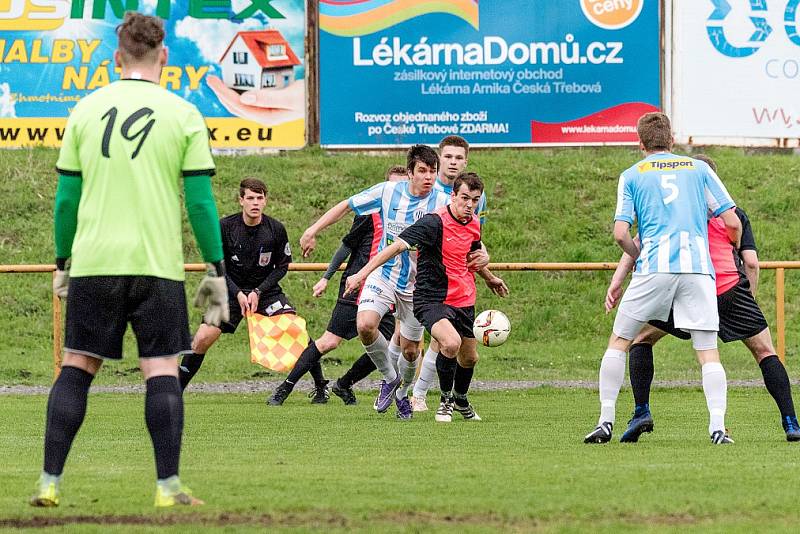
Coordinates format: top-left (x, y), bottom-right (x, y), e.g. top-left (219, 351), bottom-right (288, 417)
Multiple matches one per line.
top-left (349, 181), bottom-right (450, 294)
top-left (615, 153), bottom-right (735, 277)
top-left (433, 177), bottom-right (487, 226)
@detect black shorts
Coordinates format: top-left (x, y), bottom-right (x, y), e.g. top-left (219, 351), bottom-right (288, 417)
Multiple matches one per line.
top-left (65, 276), bottom-right (192, 360)
top-left (414, 302), bottom-right (475, 339)
top-left (214, 292), bottom-right (296, 334)
top-left (648, 277), bottom-right (768, 343)
top-left (326, 300), bottom-right (395, 341)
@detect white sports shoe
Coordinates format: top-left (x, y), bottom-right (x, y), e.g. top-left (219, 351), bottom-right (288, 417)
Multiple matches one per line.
top-left (454, 403), bottom-right (481, 421)
top-left (435, 398), bottom-right (454, 423)
top-left (411, 396), bottom-right (428, 412)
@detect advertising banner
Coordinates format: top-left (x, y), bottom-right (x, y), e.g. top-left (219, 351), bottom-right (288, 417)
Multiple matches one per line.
top-left (0, 0), bottom-right (306, 149)
top-left (672, 0), bottom-right (800, 141)
top-left (319, 0), bottom-right (661, 147)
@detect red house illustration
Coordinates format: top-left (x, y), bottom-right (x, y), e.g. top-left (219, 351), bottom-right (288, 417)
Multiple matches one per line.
top-left (219, 30), bottom-right (301, 92)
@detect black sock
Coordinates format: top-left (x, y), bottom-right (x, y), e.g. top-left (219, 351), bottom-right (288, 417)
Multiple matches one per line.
top-left (453, 364), bottom-right (474, 406)
top-left (287, 341), bottom-right (322, 384)
top-left (178, 353), bottom-right (205, 391)
top-left (759, 355), bottom-right (796, 419)
top-left (629, 343), bottom-right (654, 409)
top-left (310, 363), bottom-right (326, 387)
top-left (338, 353), bottom-right (377, 388)
top-left (43, 366), bottom-right (94, 475)
top-left (436, 353), bottom-right (457, 398)
top-left (145, 376), bottom-right (184, 480)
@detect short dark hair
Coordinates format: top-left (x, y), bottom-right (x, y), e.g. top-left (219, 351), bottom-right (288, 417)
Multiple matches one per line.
top-left (636, 112), bottom-right (672, 152)
top-left (453, 172), bottom-right (484, 195)
top-left (694, 154), bottom-right (717, 173)
top-left (239, 178), bottom-right (268, 197)
top-left (116, 12), bottom-right (165, 64)
top-left (385, 165), bottom-right (407, 179)
top-left (438, 135), bottom-right (469, 156)
top-left (406, 145), bottom-right (438, 173)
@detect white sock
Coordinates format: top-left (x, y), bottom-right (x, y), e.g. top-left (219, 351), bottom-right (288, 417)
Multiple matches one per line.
top-left (598, 349), bottom-right (626, 426)
top-left (412, 347), bottom-right (438, 398)
top-left (388, 339), bottom-right (401, 374)
top-left (364, 334), bottom-right (397, 382)
top-left (702, 362), bottom-right (727, 434)
top-left (396, 356), bottom-right (417, 399)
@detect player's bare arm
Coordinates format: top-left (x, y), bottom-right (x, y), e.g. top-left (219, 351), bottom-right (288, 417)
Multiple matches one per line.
top-left (741, 249), bottom-right (759, 297)
top-left (606, 235), bottom-right (639, 312)
top-left (343, 239), bottom-right (408, 297)
top-left (613, 220), bottom-right (640, 259)
top-left (300, 199), bottom-right (353, 257)
top-left (718, 207), bottom-right (742, 249)
top-left (476, 267), bottom-right (509, 297)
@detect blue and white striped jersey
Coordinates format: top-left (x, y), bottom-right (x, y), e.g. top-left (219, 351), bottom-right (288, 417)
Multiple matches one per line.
top-left (615, 153), bottom-right (735, 277)
top-left (433, 177), bottom-right (487, 226)
top-left (349, 181), bottom-right (450, 294)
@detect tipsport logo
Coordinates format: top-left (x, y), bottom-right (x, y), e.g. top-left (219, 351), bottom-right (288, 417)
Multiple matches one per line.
top-left (637, 159), bottom-right (695, 173)
top-left (706, 0), bottom-right (800, 58)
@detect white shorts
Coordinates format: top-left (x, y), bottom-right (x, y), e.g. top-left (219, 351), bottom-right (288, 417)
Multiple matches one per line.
top-left (614, 273), bottom-right (718, 342)
top-left (357, 272), bottom-right (424, 341)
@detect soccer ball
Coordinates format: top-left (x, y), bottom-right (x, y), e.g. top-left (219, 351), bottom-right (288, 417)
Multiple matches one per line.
top-left (473, 310), bottom-right (511, 347)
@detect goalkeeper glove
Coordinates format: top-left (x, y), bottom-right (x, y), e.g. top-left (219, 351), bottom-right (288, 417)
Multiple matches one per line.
top-left (53, 258), bottom-right (69, 299)
top-left (194, 261), bottom-right (229, 327)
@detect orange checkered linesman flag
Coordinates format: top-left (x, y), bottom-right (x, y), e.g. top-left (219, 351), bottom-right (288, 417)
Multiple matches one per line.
top-left (247, 313), bottom-right (309, 372)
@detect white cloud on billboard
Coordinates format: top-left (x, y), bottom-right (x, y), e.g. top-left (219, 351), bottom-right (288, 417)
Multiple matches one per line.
top-left (174, 17), bottom-right (264, 64)
top-left (0, 83), bottom-right (17, 118)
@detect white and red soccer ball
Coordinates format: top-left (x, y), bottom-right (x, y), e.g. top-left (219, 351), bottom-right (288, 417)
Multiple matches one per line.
top-left (473, 310), bottom-right (511, 347)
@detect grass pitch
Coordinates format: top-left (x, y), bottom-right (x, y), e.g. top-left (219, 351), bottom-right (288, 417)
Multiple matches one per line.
top-left (2, 146), bottom-right (800, 386)
top-left (2, 388), bottom-right (800, 532)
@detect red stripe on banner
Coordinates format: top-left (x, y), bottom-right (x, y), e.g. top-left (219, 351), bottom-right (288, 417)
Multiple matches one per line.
top-left (530, 102), bottom-right (659, 144)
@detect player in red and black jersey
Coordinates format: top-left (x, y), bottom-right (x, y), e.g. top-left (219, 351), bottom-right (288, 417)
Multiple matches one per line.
top-left (267, 168), bottom-right (406, 406)
top-left (345, 173), bottom-right (507, 421)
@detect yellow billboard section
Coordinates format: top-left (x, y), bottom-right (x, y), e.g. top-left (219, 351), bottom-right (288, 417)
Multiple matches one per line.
top-left (0, 117), bottom-right (305, 149)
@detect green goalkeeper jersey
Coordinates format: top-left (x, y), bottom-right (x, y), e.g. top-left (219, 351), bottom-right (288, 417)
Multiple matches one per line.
top-left (56, 79), bottom-right (216, 281)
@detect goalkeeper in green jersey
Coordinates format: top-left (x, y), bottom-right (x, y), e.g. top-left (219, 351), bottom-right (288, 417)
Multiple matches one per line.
top-left (31, 12), bottom-right (227, 509)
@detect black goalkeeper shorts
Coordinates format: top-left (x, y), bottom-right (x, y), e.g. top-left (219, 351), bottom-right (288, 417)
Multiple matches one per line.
top-left (65, 275), bottom-right (191, 360)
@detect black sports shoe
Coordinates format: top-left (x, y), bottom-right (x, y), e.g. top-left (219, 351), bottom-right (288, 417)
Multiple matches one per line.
top-left (584, 421), bottom-right (613, 443)
top-left (267, 381), bottom-right (293, 406)
top-left (783, 416), bottom-right (800, 442)
top-left (309, 380), bottom-right (330, 404)
top-left (710, 430), bottom-right (734, 444)
top-left (620, 410), bottom-right (654, 443)
top-left (331, 379), bottom-right (357, 405)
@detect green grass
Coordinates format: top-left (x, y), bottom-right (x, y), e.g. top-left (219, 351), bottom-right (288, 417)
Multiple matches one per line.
top-left (2, 146), bottom-right (800, 385)
top-left (2, 388), bottom-right (800, 532)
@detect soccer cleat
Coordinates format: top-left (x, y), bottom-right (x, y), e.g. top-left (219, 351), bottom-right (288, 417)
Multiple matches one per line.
top-left (783, 416), bottom-right (800, 442)
top-left (373, 376), bottom-right (401, 413)
top-left (435, 397), bottom-right (454, 423)
top-left (584, 422), bottom-right (613, 444)
top-left (411, 396), bottom-right (428, 412)
top-left (710, 430), bottom-right (734, 444)
top-left (620, 409), bottom-right (654, 443)
top-left (396, 396), bottom-right (413, 420)
top-left (309, 380), bottom-right (330, 404)
top-left (331, 379), bottom-right (357, 405)
top-left (29, 476), bottom-right (59, 507)
top-left (267, 381), bottom-right (293, 406)
top-left (154, 484), bottom-right (204, 507)
top-left (454, 402), bottom-right (482, 421)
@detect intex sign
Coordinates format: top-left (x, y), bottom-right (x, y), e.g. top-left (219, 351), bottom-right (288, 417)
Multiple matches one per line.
top-left (707, 0), bottom-right (800, 57)
top-left (0, 0), bottom-right (285, 31)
